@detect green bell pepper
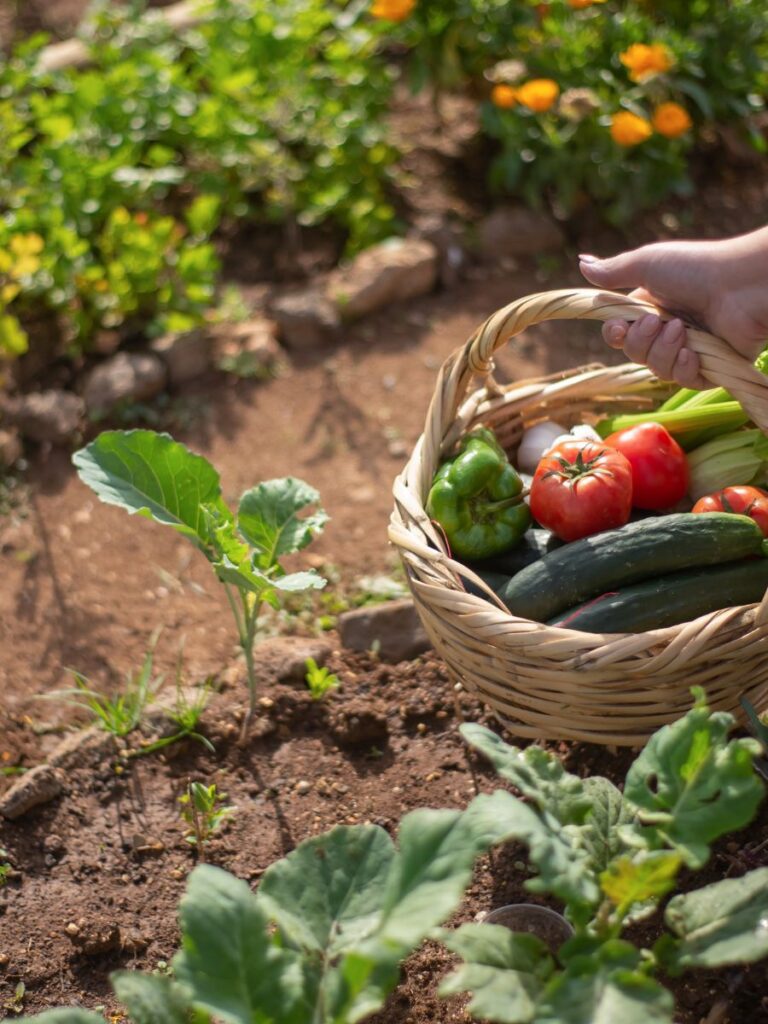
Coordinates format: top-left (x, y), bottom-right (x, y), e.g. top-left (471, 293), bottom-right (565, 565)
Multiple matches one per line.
top-left (426, 427), bottom-right (531, 559)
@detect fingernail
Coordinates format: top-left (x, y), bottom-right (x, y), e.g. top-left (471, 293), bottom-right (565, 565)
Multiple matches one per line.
top-left (638, 314), bottom-right (660, 336)
top-left (665, 319), bottom-right (684, 343)
top-left (579, 254), bottom-right (599, 264)
top-left (607, 324), bottom-right (626, 344)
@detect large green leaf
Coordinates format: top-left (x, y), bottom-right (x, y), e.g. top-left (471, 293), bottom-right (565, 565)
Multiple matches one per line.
top-left (72, 430), bottom-right (228, 550)
top-left (575, 777), bottom-right (636, 874)
top-left (439, 923), bottom-right (554, 1024)
top-left (460, 723), bottom-right (591, 826)
top-left (599, 851), bottom-right (682, 916)
top-left (663, 866), bottom-right (768, 970)
top-left (17, 1014), bottom-right (104, 1024)
top-left (622, 698), bottom-right (763, 868)
top-left (536, 940), bottom-right (674, 1024)
top-left (256, 824), bottom-right (395, 955)
top-left (111, 972), bottom-right (197, 1024)
top-left (173, 864), bottom-right (308, 1024)
top-left (237, 478), bottom-right (329, 569)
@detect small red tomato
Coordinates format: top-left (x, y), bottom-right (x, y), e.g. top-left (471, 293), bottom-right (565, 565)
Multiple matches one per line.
top-left (604, 422), bottom-right (688, 510)
top-left (530, 439), bottom-right (633, 541)
top-left (692, 485), bottom-right (768, 537)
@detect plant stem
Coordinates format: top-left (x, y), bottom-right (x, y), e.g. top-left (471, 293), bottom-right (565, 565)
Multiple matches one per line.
top-left (238, 593), bottom-right (260, 744)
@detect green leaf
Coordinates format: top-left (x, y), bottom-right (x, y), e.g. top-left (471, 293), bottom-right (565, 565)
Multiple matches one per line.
top-left (576, 777), bottom-right (636, 874)
top-left (536, 940), bottom-right (674, 1024)
top-left (622, 700), bottom-right (763, 868)
top-left (111, 972), bottom-right (194, 1024)
top-left (663, 866), bottom-right (768, 970)
top-left (0, 313), bottom-right (28, 356)
top-left (460, 723), bottom-right (591, 826)
top-left (173, 864), bottom-right (308, 1024)
top-left (439, 923), bottom-right (554, 1024)
top-left (237, 478), bottom-right (328, 570)
top-left (599, 851), bottom-right (682, 914)
top-left (274, 569), bottom-right (327, 592)
top-left (16, 1014), bottom-right (104, 1024)
top-left (73, 430), bottom-right (229, 551)
top-left (257, 824), bottom-right (395, 955)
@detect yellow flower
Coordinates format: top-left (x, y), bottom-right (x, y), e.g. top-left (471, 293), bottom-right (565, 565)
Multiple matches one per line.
top-left (652, 101), bottom-right (692, 138)
top-left (370, 0), bottom-right (415, 21)
top-left (516, 78), bottom-right (560, 113)
top-left (619, 43), bottom-right (674, 83)
top-left (610, 111), bottom-right (653, 146)
top-left (568, 0), bottom-right (607, 7)
top-left (491, 84), bottom-right (518, 110)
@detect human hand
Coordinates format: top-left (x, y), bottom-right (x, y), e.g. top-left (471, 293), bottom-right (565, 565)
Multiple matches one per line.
top-left (579, 229), bottom-right (768, 388)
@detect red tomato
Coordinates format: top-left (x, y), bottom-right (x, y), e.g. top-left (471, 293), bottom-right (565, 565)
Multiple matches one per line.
top-left (530, 439), bottom-right (633, 541)
top-left (692, 486), bottom-right (768, 537)
top-left (604, 422), bottom-right (688, 510)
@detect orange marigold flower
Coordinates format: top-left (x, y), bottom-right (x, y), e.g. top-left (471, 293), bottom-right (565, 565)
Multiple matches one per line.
top-left (491, 84), bottom-right (517, 110)
top-left (652, 101), bottom-right (692, 138)
top-left (619, 42), bottom-right (674, 83)
top-left (371, 0), bottom-right (415, 21)
top-left (516, 78), bottom-right (560, 113)
top-left (568, 0), bottom-right (607, 7)
top-left (610, 111), bottom-right (653, 146)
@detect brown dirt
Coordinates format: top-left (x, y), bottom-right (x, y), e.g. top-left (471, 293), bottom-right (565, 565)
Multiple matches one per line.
top-left (2, 12), bottom-right (768, 1019)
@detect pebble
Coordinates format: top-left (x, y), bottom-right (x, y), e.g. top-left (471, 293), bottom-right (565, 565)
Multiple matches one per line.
top-left (295, 780), bottom-right (311, 795)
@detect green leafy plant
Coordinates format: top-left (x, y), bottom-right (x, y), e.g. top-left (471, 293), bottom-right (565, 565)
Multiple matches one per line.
top-left (17, 792), bottom-right (510, 1024)
top-left (304, 655), bottom-right (339, 699)
top-left (741, 695), bottom-right (768, 781)
top-left (179, 781), bottom-right (237, 860)
top-left (72, 429), bottom-right (328, 738)
top-left (440, 689), bottom-right (768, 1023)
top-left (41, 631), bottom-right (163, 737)
top-left (0, 847), bottom-right (12, 887)
top-left (131, 657), bottom-right (216, 758)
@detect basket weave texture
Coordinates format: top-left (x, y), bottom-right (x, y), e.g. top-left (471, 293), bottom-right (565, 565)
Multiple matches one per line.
top-left (389, 289), bottom-right (768, 746)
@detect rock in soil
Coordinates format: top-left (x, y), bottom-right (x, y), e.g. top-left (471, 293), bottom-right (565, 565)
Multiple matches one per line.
top-left (150, 328), bottom-right (212, 385)
top-left (65, 919), bottom-right (121, 957)
top-left (327, 237), bottom-right (438, 320)
top-left (0, 764), bottom-right (63, 820)
top-left (1, 389), bottom-right (84, 444)
top-left (338, 599), bottom-right (431, 663)
top-left (47, 726), bottom-right (118, 771)
top-left (82, 351), bottom-right (167, 415)
top-left (271, 288), bottom-right (342, 350)
top-left (250, 636), bottom-right (333, 686)
top-left (476, 205), bottom-right (565, 260)
top-left (0, 427), bottom-right (23, 467)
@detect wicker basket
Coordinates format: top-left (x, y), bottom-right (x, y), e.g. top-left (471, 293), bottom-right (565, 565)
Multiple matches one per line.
top-left (389, 288), bottom-right (768, 747)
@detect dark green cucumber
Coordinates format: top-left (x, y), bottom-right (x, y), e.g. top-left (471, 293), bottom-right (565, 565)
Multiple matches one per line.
top-left (548, 558), bottom-right (768, 633)
top-left (463, 569), bottom-right (510, 601)
top-left (496, 512), bottom-right (766, 623)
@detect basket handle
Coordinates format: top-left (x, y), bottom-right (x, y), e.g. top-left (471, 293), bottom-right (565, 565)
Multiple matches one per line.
top-left (462, 288), bottom-right (768, 432)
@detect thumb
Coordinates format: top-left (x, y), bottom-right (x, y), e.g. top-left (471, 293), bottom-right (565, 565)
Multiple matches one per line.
top-left (579, 248), bottom-right (654, 290)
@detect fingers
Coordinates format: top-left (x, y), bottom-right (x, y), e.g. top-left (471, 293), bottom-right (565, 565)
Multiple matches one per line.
top-left (602, 314), bottom-right (708, 389)
top-left (579, 248), bottom-right (655, 290)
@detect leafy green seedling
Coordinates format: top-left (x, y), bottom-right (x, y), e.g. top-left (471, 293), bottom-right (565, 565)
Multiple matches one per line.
top-left (0, 848), bottom-right (11, 887)
top-left (441, 689), bottom-right (768, 1023)
top-left (130, 646), bottom-right (215, 758)
top-left (72, 429), bottom-right (328, 740)
top-left (304, 656), bottom-right (339, 700)
top-left (741, 696), bottom-right (768, 781)
top-left (179, 781), bottom-right (236, 862)
top-left (41, 631), bottom-right (163, 738)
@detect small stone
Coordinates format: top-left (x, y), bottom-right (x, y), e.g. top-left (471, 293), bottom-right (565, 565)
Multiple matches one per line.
top-left (65, 922), bottom-right (80, 937)
top-left (2, 389), bottom-right (84, 444)
top-left (0, 764), bottom-right (63, 819)
top-left (251, 636), bottom-right (333, 686)
top-left (44, 834), bottom-right (65, 856)
top-left (338, 599), bottom-right (431, 663)
top-left (295, 780), bottom-right (311, 795)
top-left (271, 289), bottom-right (341, 350)
top-left (328, 238), bottom-right (438, 321)
top-left (82, 351), bottom-right (167, 416)
top-left (0, 427), bottom-right (22, 467)
top-left (476, 205), bottom-right (565, 261)
top-left (416, 723), bottom-right (428, 734)
top-left (387, 439), bottom-right (407, 458)
top-left (150, 328), bottom-right (211, 385)
top-left (258, 696), bottom-right (275, 709)
top-left (215, 317), bottom-right (282, 376)
top-left (66, 919), bottom-right (121, 956)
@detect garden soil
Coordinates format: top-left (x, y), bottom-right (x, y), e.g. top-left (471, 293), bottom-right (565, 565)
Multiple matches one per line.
top-left (2, 5), bottom-right (768, 1016)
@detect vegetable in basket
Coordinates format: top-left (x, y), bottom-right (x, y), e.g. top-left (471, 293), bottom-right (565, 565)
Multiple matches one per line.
top-left (426, 427), bottom-right (530, 559)
top-left (687, 428), bottom-right (768, 501)
top-left (595, 386), bottom-right (748, 448)
top-left (604, 421), bottom-right (688, 510)
top-left (692, 485), bottom-right (768, 537)
top-left (528, 437), bottom-right (632, 542)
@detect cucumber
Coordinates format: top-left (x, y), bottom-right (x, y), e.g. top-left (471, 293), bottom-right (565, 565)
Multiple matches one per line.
top-left (496, 512), bottom-right (766, 623)
top-left (548, 558), bottom-right (768, 633)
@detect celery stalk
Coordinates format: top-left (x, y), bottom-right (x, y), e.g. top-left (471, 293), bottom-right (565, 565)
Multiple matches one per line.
top-left (595, 401), bottom-right (748, 440)
top-left (687, 429), bottom-right (768, 500)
